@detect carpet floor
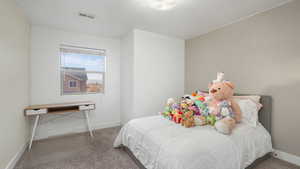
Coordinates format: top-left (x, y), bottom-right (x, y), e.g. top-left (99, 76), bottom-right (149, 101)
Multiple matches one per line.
top-left (15, 126), bottom-right (300, 169)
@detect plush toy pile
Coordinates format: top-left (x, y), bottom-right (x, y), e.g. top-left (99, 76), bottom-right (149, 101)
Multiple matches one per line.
top-left (161, 91), bottom-right (210, 128)
top-left (160, 72), bottom-right (242, 134)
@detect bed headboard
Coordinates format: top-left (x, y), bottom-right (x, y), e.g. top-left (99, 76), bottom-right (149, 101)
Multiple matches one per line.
top-left (235, 94), bottom-right (272, 135)
top-left (258, 96), bottom-right (272, 134)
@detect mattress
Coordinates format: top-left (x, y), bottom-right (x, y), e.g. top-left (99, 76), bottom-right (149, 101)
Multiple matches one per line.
top-left (114, 115), bottom-right (272, 169)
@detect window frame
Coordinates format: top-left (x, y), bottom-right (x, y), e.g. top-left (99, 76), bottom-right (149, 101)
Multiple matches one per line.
top-left (68, 80), bottom-right (77, 88)
top-left (60, 44), bottom-right (106, 95)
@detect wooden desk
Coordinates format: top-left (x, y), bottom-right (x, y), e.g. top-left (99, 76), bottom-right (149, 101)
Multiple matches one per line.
top-left (24, 101), bottom-right (96, 151)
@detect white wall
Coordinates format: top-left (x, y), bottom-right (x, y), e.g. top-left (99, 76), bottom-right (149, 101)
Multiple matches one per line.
top-left (121, 29), bottom-right (185, 124)
top-left (30, 26), bottom-right (121, 139)
top-left (0, 0), bottom-right (30, 168)
top-left (133, 30), bottom-right (185, 119)
top-left (120, 31), bottom-right (134, 123)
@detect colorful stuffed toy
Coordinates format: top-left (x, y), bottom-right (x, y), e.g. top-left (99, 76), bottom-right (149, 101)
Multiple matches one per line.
top-left (194, 115), bottom-right (207, 126)
top-left (207, 72), bottom-right (242, 134)
top-left (173, 109), bottom-right (183, 123)
top-left (206, 114), bottom-right (216, 125)
top-left (181, 111), bottom-right (195, 128)
top-left (161, 98), bottom-right (176, 120)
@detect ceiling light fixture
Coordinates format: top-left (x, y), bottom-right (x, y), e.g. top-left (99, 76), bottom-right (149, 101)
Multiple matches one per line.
top-left (149, 0), bottom-right (177, 10)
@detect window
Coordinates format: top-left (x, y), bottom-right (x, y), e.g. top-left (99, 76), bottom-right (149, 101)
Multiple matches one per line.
top-left (60, 45), bottom-right (106, 95)
top-left (69, 80), bottom-right (77, 88)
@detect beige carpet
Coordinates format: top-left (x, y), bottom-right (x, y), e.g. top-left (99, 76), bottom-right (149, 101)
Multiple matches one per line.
top-left (15, 127), bottom-right (300, 169)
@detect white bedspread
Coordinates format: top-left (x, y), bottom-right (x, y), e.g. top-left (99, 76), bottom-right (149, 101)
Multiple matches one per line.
top-left (114, 116), bottom-right (272, 169)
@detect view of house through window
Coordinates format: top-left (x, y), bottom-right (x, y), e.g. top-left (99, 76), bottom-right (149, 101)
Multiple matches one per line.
top-left (60, 45), bottom-right (106, 95)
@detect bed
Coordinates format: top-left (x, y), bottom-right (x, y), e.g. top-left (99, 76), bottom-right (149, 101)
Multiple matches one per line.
top-left (114, 95), bottom-right (273, 169)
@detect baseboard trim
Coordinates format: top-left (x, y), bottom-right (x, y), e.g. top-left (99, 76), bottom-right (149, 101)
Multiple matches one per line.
top-left (93, 121), bottom-right (121, 130)
top-left (34, 121), bottom-right (121, 140)
top-left (273, 149), bottom-right (300, 167)
top-left (5, 142), bottom-right (28, 169)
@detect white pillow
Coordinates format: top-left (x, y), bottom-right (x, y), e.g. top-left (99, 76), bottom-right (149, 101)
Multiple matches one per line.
top-left (238, 99), bottom-right (260, 127)
top-left (234, 95), bottom-right (263, 110)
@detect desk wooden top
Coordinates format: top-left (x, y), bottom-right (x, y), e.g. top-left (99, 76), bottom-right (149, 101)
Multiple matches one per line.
top-left (25, 101), bottom-right (95, 110)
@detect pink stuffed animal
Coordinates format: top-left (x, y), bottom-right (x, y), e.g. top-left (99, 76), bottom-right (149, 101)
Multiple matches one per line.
top-left (208, 72), bottom-right (242, 134)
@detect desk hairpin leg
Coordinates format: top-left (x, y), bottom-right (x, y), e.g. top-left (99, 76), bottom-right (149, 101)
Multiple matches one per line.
top-left (28, 115), bottom-right (40, 151)
top-left (84, 110), bottom-right (94, 138)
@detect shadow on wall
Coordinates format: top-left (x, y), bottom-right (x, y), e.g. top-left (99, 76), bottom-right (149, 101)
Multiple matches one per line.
top-left (263, 80), bottom-right (300, 157)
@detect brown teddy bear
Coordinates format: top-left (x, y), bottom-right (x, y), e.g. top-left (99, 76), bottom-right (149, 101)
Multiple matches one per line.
top-left (208, 72), bottom-right (242, 134)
